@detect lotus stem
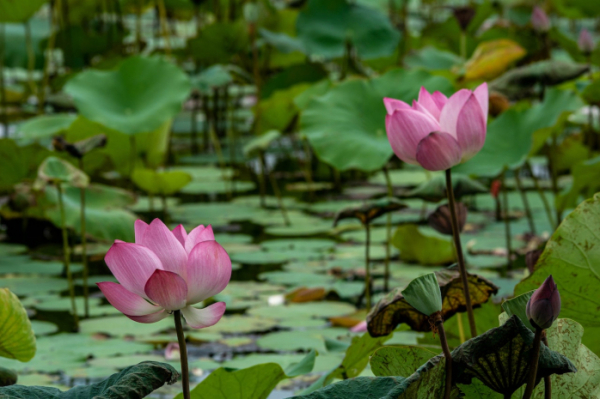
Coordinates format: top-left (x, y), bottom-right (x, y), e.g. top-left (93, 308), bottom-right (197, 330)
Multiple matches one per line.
top-left (191, 95), bottom-right (199, 155)
top-left (258, 151), bottom-right (267, 208)
top-left (433, 312), bottom-right (452, 399)
top-left (514, 168), bottom-right (536, 236)
top-left (523, 327), bottom-right (543, 399)
top-left (542, 334), bottom-right (551, 399)
top-left (57, 182), bottom-right (79, 331)
top-left (25, 21), bottom-right (36, 95)
top-left (0, 23), bottom-right (7, 137)
top-left (364, 221), bottom-right (372, 310)
top-left (501, 171), bottom-right (513, 269)
top-left (460, 31), bottom-right (467, 60)
top-left (78, 159), bottom-right (89, 319)
top-left (173, 310), bottom-right (190, 399)
top-left (524, 161), bottom-right (555, 229)
top-left (129, 135), bottom-right (136, 179)
top-left (39, 0), bottom-right (58, 114)
top-left (136, 0), bottom-right (143, 52)
top-left (156, 0), bottom-right (171, 55)
top-left (303, 138), bottom-right (315, 200)
top-left (383, 166), bottom-right (393, 292)
top-left (209, 125), bottom-right (230, 199)
top-left (456, 313), bottom-right (466, 343)
top-left (444, 169), bottom-right (477, 338)
top-left (549, 134), bottom-right (562, 225)
top-left (267, 162), bottom-right (290, 226)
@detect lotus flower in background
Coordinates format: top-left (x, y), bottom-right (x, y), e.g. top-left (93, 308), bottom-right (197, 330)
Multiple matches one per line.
top-left (578, 28), bottom-right (595, 55)
top-left (531, 7), bottom-right (551, 33)
top-left (384, 83), bottom-right (488, 171)
top-left (526, 275), bottom-right (561, 330)
top-left (97, 219), bottom-right (231, 329)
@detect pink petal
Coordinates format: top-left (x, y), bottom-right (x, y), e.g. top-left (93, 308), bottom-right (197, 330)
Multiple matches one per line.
top-left (181, 302), bottom-right (226, 329)
top-left (139, 219), bottom-right (188, 279)
top-left (186, 241), bottom-right (232, 304)
top-left (350, 320), bottom-right (367, 333)
top-left (172, 225), bottom-right (188, 247)
top-left (383, 97), bottom-right (411, 115)
top-left (432, 91), bottom-right (448, 110)
top-left (439, 89), bottom-right (472, 138)
top-left (473, 83), bottom-right (489, 125)
top-left (126, 309), bottom-right (169, 324)
top-left (417, 87), bottom-right (443, 121)
top-left (411, 100), bottom-right (439, 123)
top-left (134, 220), bottom-right (148, 244)
top-left (416, 132), bottom-right (463, 171)
top-left (105, 242), bottom-right (163, 299)
top-left (144, 270), bottom-right (188, 311)
top-left (184, 225), bottom-right (215, 254)
top-left (385, 109), bottom-right (441, 165)
top-left (455, 94), bottom-right (487, 161)
top-left (97, 282), bottom-right (161, 316)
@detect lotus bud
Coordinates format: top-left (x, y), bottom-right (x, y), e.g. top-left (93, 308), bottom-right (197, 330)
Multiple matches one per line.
top-left (578, 28), bottom-right (595, 56)
top-left (489, 92), bottom-right (510, 117)
top-left (165, 342), bottom-right (180, 361)
top-left (525, 249), bottom-right (543, 273)
top-left (531, 7), bottom-right (551, 33)
top-left (526, 275), bottom-right (561, 330)
top-left (428, 202), bottom-right (467, 235)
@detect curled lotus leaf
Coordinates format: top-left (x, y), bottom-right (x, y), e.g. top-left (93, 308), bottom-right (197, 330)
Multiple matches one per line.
top-left (367, 267), bottom-right (498, 336)
top-left (36, 156), bottom-right (89, 189)
top-left (333, 197), bottom-right (406, 226)
top-left (451, 315), bottom-right (576, 397)
top-left (489, 60), bottom-right (589, 100)
top-left (53, 135), bottom-right (107, 159)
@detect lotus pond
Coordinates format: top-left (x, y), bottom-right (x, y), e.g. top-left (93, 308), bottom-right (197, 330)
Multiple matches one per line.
top-left (1, 1), bottom-right (600, 399)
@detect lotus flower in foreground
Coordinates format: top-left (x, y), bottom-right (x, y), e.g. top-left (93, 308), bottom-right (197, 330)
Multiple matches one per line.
top-left (97, 219), bottom-right (231, 329)
top-left (384, 83), bottom-right (488, 171)
top-left (526, 275), bottom-right (561, 330)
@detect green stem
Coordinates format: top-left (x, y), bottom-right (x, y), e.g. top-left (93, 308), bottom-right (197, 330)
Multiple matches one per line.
top-left (460, 31), bottom-right (467, 60)
top-left (524, 161), bottom-right (555, 229)
top-left (383, 166), bottom-right (393, 292)
top-left (258, 151), bottom-right (267, 208)
top-left (39, 0), bottom-right (58, 114)
top-left (173, 310), bottom-right (190, 399)
top-left (24, 21), bottom-right (36, 95)
top-left (57, 182), bottom-right (79, 331)
top-left (434, 312), bottom-right (452, 399)
top-left (514, 168), bottom-right (536, 235)
top-left (522, 327), bottom-right (543, 399)
top-left (129, 135), bottom-right (136, 179)
top-left (549, 134), bottom-right (562, 225)
top-left (501, 171), bottom-right (513, 269)
top-left (542, 335), bottom-right (551, 399)
top-left (0, 23), bottom-right (7, 137)
top-left (268, 161), bottom-right (290, 226)
top-left (78, 159), bottom-right (89, 319)
top-left (209, 123), bottom-right (230, 199)
top-left (445, 169), bottom-right (477, 338)
top-left (364, 221), bottom-right (371, 310)
top-left (303, 138), bottom-right (314, 201)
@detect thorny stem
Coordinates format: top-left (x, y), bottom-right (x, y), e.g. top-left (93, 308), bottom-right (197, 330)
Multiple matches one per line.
top-left (523, 327), bottom-right (543, 399)
top-left (173, 310), bottom-right (190, 399)
top-left (364, 222), bottom-right (372, 310)
top-left (524, 161), bottom-right (555, 229)
top-left (78, 159), bottom-right (89, 318)
top-left (445, 169), bottom-right (477, 338)
top-left (501, 171), bottom-right (513, 269)
top-left (514, 168), bottom-right (536, 236)
top-left (433, 312), bottom-right (452, 399)
top-left (57, 182), bottom-right (79, 330)
top-left (542, 334), bottom-right (552, 399)
top-left (383, 166), bottom-right (393, 292)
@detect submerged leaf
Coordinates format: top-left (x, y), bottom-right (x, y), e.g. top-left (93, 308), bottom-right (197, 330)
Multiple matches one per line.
top-left (367, 268), bottom-right (498, 336)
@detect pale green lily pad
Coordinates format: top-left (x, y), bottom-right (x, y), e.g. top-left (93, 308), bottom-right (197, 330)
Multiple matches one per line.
top-left (79, 315), bottom-right (173, 337)
top-left (30, 321), bottom-right (58, 337)
top-left (248, 302), bottom-right (356, 320)
top-left (202, 315), bottom-right (279, 334)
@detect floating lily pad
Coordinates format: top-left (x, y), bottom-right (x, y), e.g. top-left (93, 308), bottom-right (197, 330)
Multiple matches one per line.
top-left (248, 302), bottom-right (356, 320)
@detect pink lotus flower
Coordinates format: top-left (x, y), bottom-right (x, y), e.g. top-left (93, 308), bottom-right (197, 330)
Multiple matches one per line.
top-left (578, 28), bottom-right (595, 55)
top-left (526, 275), bottom-right (561, 330)
top-left (97, 219), bottom-right (231, 329)
top-left (531, 7), bottom-right (551, 32)
top-left (384, 83), bottom-right (488, 171)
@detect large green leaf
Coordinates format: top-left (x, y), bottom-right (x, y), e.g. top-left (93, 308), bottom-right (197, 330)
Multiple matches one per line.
top-left (454, 88), bottom-right (584, 177)
top-left (515, 193), bottom-right (600, 355)
top-left (0, 288), bottom-right (36, 362)
top-left (42, 184), bottom-right (137, 242)
top-left (0, 0), bottom-right (47, 22)
top-left (131, 168), bottom-right (192, 196)
top-left (64, 56), bottom-right (191, 135)
top-left (176, 350), bottom-right (315, 399)
top-left (296, 0), bottom-right (400, 60)
top-left (370, 346), bottom-right (436, 377)
top-left (0, 361), bottom-right (178, 398)
top-left (16, 114), bottom-right (77, 140)
top-left (300, 69), bottom-right (453, 172)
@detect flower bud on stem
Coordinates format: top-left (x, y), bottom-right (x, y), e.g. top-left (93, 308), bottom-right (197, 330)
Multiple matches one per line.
top-left (432, 311), bottom-right (452, 399)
